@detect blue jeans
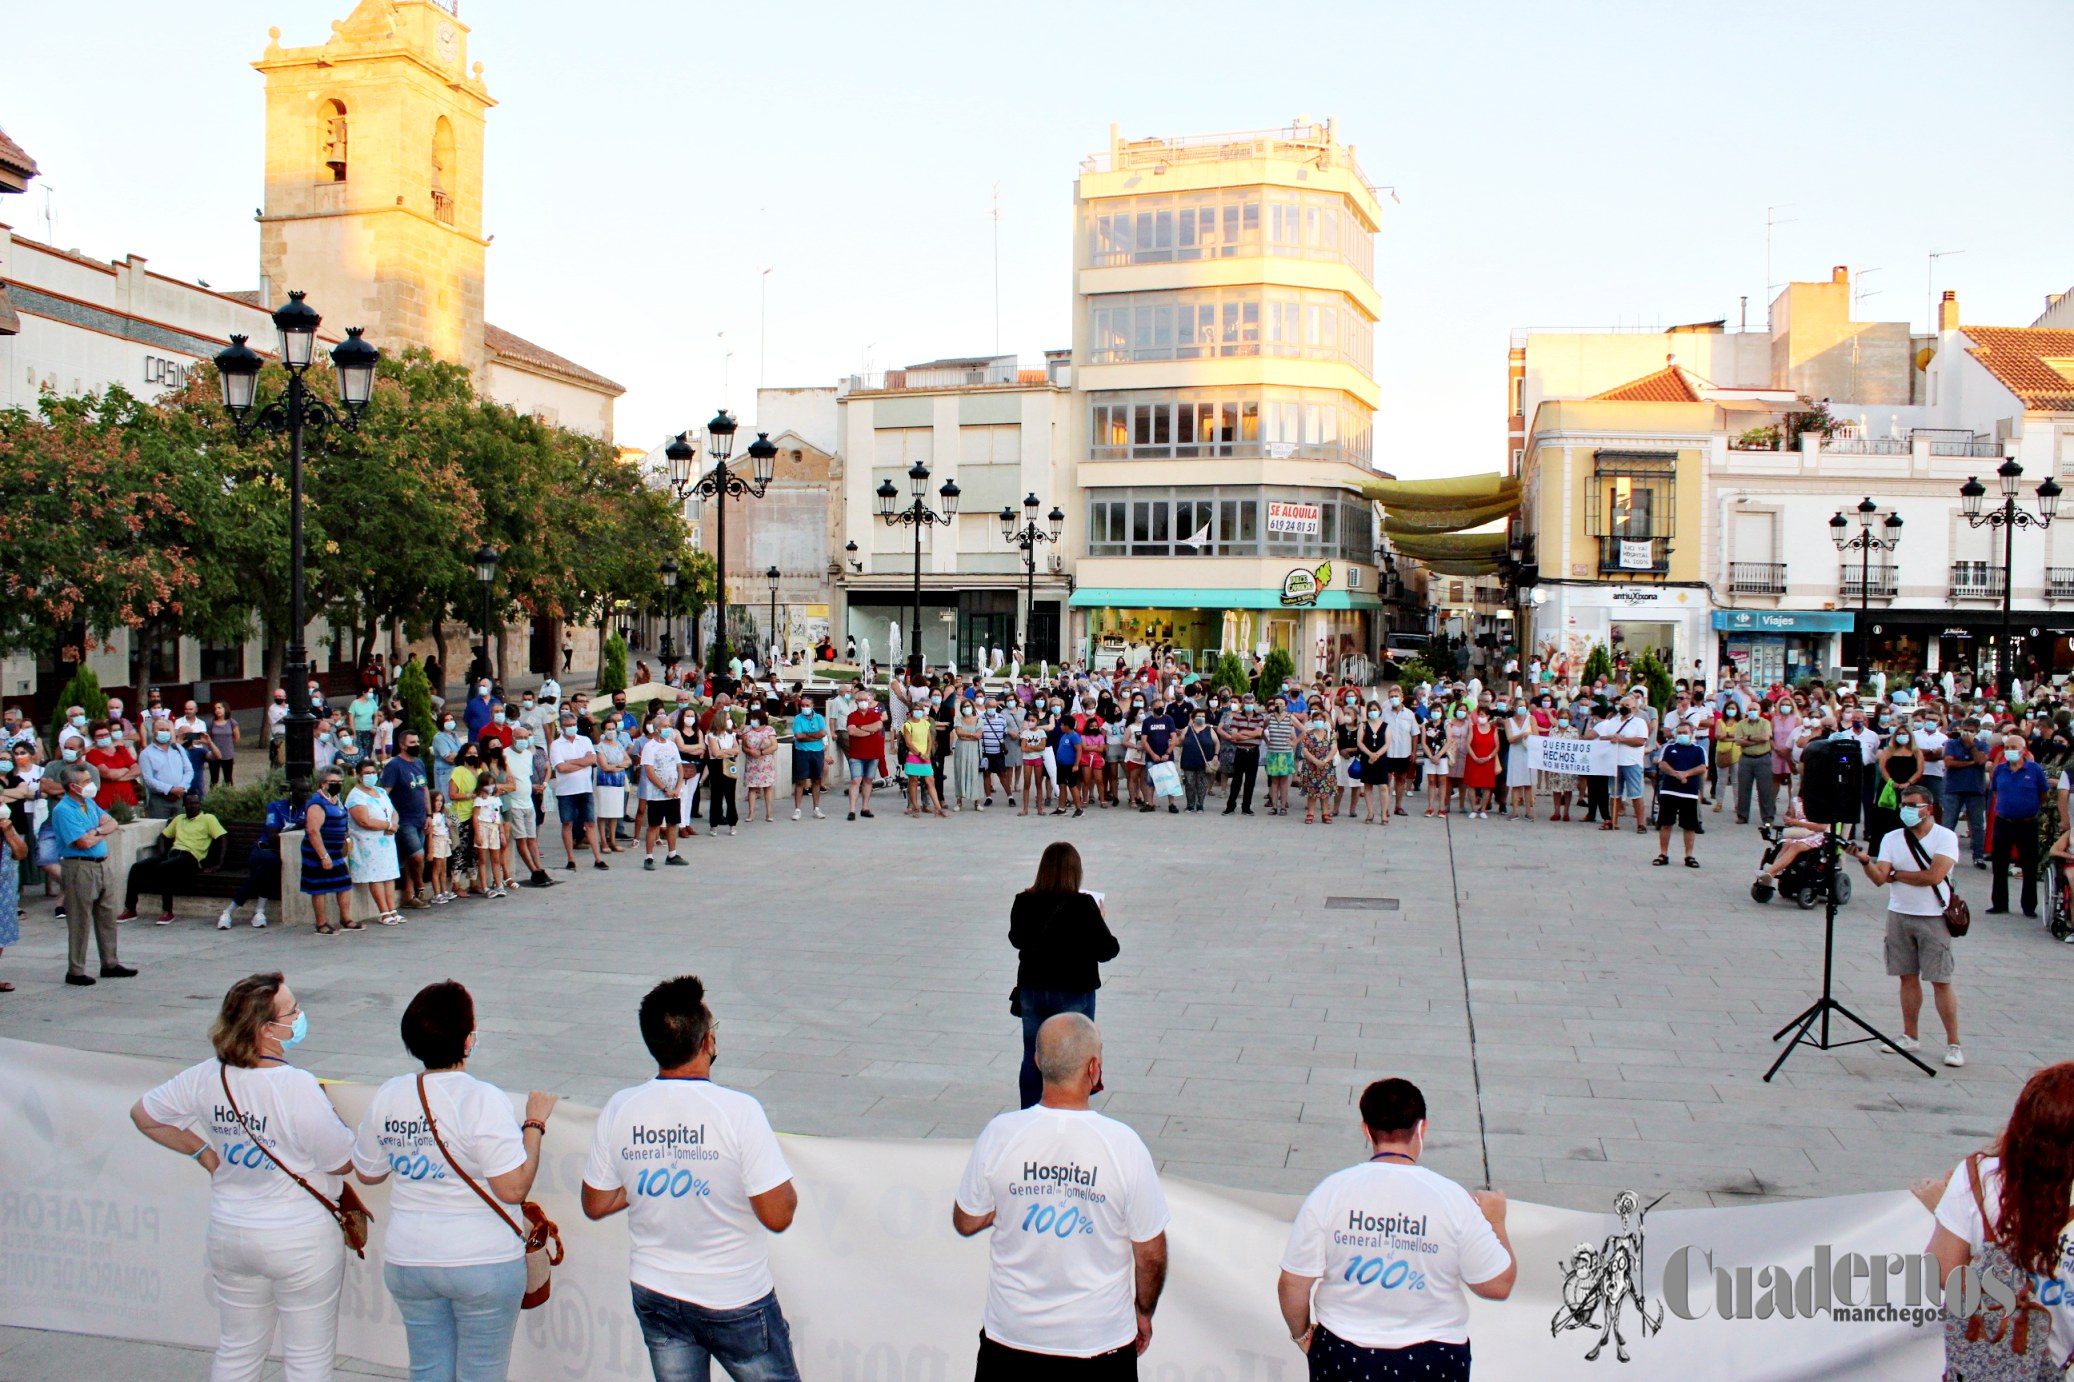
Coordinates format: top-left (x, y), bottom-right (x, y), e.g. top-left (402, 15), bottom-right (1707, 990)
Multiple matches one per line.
top-left (1019, 989), bottom-right (1097, 1108)
top-left (631, 1284), bottom-right (800, 1382)
top-left (384, 1257), bottom-right (525, 1382)
top-left (1948, 788), bottom-right (1988, 860)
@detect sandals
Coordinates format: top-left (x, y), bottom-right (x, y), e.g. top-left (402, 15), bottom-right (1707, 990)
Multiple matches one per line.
top-left (1684, 857), bottom-right (1702, 869)
top-left (315, 922), bottom-right (337, 935)
top-left (1653, 854), bottom-right (1669, 866)
top-left (339, 918), bottom-right (366, 931)
top-left (376, 911), bottom-right (404, 926)
top-left (1304, 812), bottom-right (1315, 824)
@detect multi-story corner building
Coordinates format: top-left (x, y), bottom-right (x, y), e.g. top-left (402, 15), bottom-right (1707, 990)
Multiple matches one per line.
top-left (1064, 121), bottom-right (1391, 676)
top-left (834, 355), bottom-right (1074, 671)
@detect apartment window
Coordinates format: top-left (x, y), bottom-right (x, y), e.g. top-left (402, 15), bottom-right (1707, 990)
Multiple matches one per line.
top-left (1085, 486), bottom-right (1368, 562)
top-left (1087, 288), bottom-right (1373, 373)
top-left (199, 640), bottom-right (245, 680)
top-left (1086, 187), bottom-right (1373, 282)
top-left (1089, 387), bottom-right (1370, 466)
top-left (958, 424), bottom-right (1020, 468)
top-left (1585, 451), bottom-right (1676, 572)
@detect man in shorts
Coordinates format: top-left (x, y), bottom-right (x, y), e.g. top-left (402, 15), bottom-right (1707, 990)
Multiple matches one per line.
top-left (1382, 686), bottom-right (1417, 816)
top-left (1602, 692), bottom-right (1653, 834)
top-left (790, 695), bottom-right (828, 820)
top-left (548, 711), bottom-right (606, 872)
top-left (845, 689), bottom-right (887, 821)
top-left (639, 724), bottom-right (689, 868)
top-left (1845, 784), bottom-right (1965, 1067)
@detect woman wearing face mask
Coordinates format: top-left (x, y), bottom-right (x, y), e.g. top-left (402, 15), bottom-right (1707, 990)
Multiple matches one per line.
top-left (1444, 701), bottom-right (1472, 816)
top-left (900, 701), bottom-right (946, 818)
top-left (432, 713), bottom-right (464, 804)
top-left (345, 760), bottom-right (403, 926)
top-left (300, 768), bottom-right (356, 934)
top-left (951, 699), bottom-right (984, 810)
top-left (1504, 704), bottom-right (1536, 820)
top-left (704, 712), bottom-right (741, 835)
top-left (132, 972), bottom-right (357, 1382)
top-left (1869, 721), bottom-right (1923, 849)
top-left (1295, 707), bottom-right (1337, 825)
top-left (1357, 700), bottom-right (1390, 825)
top-left (593, 724), bottom-right (630, 852)
top-left (1079, 712), bottom-right (1109, 808)
top-left (1262, 697), bottom-right (1298, 816)
top-left (1332, 696), bottom-right (1363, 820)
top-left (447, 746), bottom-right (483, 898)
top-left (739, 707), bottom-right (779, 824)
top-left (1463, 706), bottom-right (1500, 819)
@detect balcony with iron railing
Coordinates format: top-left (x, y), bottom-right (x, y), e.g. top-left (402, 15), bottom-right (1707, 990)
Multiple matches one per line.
top-left (1597, 536), bottom-right (1668, 574)
top-left (1950, 562), bottom-right (2006, 600)
top-left (1728, 562), bottom-right (1787, 595)
top-left (1839, 563), bottom-right (1898, 600)
top-left (2049, 568), bottom-right (2074, 601)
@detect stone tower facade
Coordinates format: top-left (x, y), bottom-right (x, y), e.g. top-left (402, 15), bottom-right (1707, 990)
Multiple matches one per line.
top-left (255, 0), bottom-right (494, 374)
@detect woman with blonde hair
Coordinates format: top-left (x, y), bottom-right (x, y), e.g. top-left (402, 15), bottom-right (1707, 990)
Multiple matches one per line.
top-left (131, 973), bottom-right (356, 1382)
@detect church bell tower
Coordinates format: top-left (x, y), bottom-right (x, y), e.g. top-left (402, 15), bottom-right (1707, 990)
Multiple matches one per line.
top-left (255, 0), bottom-right (494, 374)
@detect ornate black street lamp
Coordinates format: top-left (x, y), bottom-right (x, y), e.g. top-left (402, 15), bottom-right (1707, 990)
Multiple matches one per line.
top-left (999, 494), bottom-right (1063, 662)
top-left (1960, 458), bottom-right (2061, 697)
top-left (876, 462), bottom-right (959, 680)
top-left (1828, 497), bottom-right (1902, 679)
top-left (213, 292), bottom-right (379, 809)
top-left (665, 413), bottom-right (778, 672)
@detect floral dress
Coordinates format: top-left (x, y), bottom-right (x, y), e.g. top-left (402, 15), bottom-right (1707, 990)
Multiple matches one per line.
top-left (1294, 722), bottom-right (1336, 797)
top-left (741, 723), bottom-right (778, 790)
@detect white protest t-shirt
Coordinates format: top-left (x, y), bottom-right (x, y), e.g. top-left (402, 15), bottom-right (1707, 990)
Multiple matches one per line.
top-left (139, 1060), bottom-right (355, 1231)
top-left (955, 1106), bottom-right (1171, 1358)
top-left (1914, 726), bottom-right (1948, 779)
top-left (1280, 1161), bottom-right (1510, 1350)
top-left (1934, 1155), bottom-right (2074, 1366)
top-left (1608, 714), bottom-right (1650, 768)
top-left (583, 1078), bottom-right (792, 1309)
top-left (547, 733), bottom-right (595, 796)
top-left (1875, 822), bottom-right (1960, 917)
top-left (501, 747), bottom-right (535, 800)
top-left (352, 1071), bottom-right (527, 1267)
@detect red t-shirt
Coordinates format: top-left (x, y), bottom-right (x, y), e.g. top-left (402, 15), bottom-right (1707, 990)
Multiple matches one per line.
top-left (477, 722), bottom-right (515, 749)
top-left (85, 746), bottom-right (139, 806)
top-left (845, 707), bottom-right (887, 764)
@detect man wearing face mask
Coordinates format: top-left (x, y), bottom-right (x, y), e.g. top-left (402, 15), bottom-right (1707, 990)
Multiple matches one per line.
top-left (463, 681), bottom-right (495, 741)
top-left (53, 763), bottom-right (130, 984)
top-left (1844, 786), bottom-right (1965, 1067)
top-left (1985, 735), bottom-right (2049, 918)
top-left (380, 732), bottom-right (433, 908)
top-left (1652, 721), bottom-right (1706, 868)
top-left (1382, 690), bottom-right (1416, 818)
top-left (549, 712), bottom-right (605, 872)
top-left (1221, 693), bottom-right (1266, 816)
top-left (139, 720), bottom-right (193, 818)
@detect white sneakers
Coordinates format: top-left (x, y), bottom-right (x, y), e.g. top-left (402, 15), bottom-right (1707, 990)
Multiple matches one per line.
top-left (1945, 1045), bottom-right (1965, 1068)
top-left (813, 807), bottom-right (826, 819)
top-left (792, 808), bottom-right (801, 821)
top-left (217, 906), bottom-right (234, 930)
top-left (1890, 1034), bottom-right (1921, 1052)
top-left (218, 905), bottom-right (267, 929)
top-left (1885, 1034), bottom-right (1964, 1067)
top-left (251, 907), bottom-right (267, 928)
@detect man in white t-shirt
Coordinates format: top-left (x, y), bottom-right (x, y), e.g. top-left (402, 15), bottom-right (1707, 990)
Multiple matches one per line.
top-left (954, 1014), bottom-right (1169, 1375)
top-left (583, 975), bottom-right (800, 1382)
top-left (1846, 784), bottom-right (1965, 1067)
top-left (1910, 712), bottom-right (1948, 816)
top-left (547, 712), bottom-right (604, 872)
top-left (1598, 695), bottom-right (1652, 831)
top-left (1278, 1078), bottom-right (1514, 1376)
top-left (502, 727), bottom-right (549, 887)
top-left (639, 726), bottom-right (689, 868)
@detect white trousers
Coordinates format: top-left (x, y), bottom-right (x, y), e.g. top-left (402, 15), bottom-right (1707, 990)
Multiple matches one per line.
top-left (206, 1217), bottom-right (346, 1382)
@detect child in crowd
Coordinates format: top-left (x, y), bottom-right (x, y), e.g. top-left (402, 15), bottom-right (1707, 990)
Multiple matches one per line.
top-left (1421, 718), bottom-right (1451, 817)
top-left (1018, 720), bottom-right (1047, 817)
top-left (472, 777), bottom-right (509, 897)
top-left (426, 791), bottom-right (452, 904)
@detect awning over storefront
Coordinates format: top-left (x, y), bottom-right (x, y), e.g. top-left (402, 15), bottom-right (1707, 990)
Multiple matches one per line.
top-left (1069, 587), bottom-right (1384, 611)
top-left (1712, 610), bottom-right (1855, 632)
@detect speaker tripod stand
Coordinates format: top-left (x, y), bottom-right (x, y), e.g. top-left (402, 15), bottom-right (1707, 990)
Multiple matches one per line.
top-left (1765, 831), bottom-right (1937, 1081)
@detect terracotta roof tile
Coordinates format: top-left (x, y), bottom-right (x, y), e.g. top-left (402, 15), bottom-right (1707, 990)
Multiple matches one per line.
top-left (484, 322), bottom-right (624, 396)
top-left (1961, 326), bottom-right (2074, 412)
top-left (1590, 364), bottom-right (1704, 403)
top-left (0, 125), bottom-right (38, 186)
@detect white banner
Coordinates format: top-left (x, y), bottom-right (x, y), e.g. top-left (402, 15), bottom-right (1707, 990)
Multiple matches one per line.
top-left (1618, 539), bottom-right (1656, 571)
top-left (0, 1038), bottom-right (1940, 1380)
top-left (1529, 733), bottom-right (1616, 776)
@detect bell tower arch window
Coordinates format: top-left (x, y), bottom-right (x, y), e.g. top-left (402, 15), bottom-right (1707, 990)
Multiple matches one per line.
top-left (431, 116), bottom-right (455, 223)
top-left (320, 99), bottom-right (349, 183)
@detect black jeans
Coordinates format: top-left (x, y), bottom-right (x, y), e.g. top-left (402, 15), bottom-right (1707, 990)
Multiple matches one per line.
top-left (708, 773), bottom-right (738, 829)
top-left (1584, 772), bottom-right (1611, 821)
top-left (1990, 814), bottom-right (2040, 914)
top-left (207, 758), bottom-right (236, 786)
top-left (125, 850), bottom-right (202, 912)
top-left (975, 1332), bottom-right (1134, 1381)
top-left (1225, 744), bottom-right (1260, 811)
top-left (232, 846), bottom-right (281, 906)
top-left (1017, 988), bottom-right (1096, 1108)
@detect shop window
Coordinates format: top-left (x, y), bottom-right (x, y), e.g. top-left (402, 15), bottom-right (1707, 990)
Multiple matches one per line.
top-left (199, 641), bottom-right (245, 680)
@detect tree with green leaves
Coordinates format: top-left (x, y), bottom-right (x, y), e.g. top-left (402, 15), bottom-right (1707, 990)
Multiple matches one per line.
top-left (1260, 648), bottom-right (1296, 699)
top-left (53, 666), bottom-right (107, 726)
top-left (1208, 650), bottom-right (1250, 697)
top-left (1581, 643), bottom-right (1614, 688)
top-left (1632, 650), bottom-right (1674, 712)
top-left (0, 391), bottom-right (199, 662)
top-left (598, 632), bottom-right (629, 694)
top-left (395, 658), bottom-right (435, 750)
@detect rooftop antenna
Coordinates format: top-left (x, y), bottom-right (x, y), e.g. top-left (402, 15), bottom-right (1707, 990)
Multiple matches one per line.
top-left (1928, 248), bottom-right (1966, 333)
top-left (1764, 205), bottom-right (1798, 319)
top-left (1851, 266), bottom-right (1883, 311)
top-left (718, 331), bottom-right (730, 409)
top-left (39, 182), bottom-right (55, 244)
top-left (759, 265), bottom-right (772, 394)
top-left (991, 183), bottom-right (1001, 356)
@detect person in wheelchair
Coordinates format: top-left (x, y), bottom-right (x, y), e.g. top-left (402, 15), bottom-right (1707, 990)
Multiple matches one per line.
top-left (2046, 827), bottom-right (2074, 943)
top-left (1751, 791), bottom-right (1850, 906)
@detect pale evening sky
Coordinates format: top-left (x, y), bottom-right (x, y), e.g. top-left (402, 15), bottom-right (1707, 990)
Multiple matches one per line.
top-left (8, 0), bottom-right (2071, 476)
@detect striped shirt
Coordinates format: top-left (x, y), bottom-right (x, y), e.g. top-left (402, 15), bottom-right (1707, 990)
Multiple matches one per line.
top-left (1263, 714), bottom-right (1297, 753)
top-left (979, 711), bottom-right (1009, 756)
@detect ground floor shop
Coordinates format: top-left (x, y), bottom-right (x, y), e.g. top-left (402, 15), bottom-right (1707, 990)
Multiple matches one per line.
top-left (1525, 583), bottom-right (1711, 686)
top-left (1711, 609), bottom-right (1852, 688)
top-left (1067, 587), bottom-right (1379, 680)
top-left (841, 584), bottom-right (1064, 672)
top-left (1855, 608), bottom-right (2074, 688)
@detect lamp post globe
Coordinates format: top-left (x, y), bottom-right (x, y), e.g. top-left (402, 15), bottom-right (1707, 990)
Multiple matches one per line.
top-left (272, 289), bottom-right (321, 370)
top-left (330, 327), bottom-right (380, 416)
top-left (213, 335), bottom-right (263, 416)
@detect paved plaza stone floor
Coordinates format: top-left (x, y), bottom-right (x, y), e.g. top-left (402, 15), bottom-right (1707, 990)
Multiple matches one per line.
top-left (3, 783), bottom-right (2071, 1375)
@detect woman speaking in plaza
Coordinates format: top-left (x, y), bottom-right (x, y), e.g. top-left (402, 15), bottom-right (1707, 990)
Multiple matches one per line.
top-left (1008, 841), bottom-right (1120, 1109)
top-left (129, 972), bottom-right (357, 1382)
top-left (352, 981), bottom-right (559, 1382)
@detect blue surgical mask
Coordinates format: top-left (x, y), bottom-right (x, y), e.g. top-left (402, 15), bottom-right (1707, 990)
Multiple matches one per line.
top-left (1675, 732), bottom-right (1693, 745)
top-left (277, 1011), bottom-right (308, 1049)
top-left (1898, 805), bottom-right (1923, 828)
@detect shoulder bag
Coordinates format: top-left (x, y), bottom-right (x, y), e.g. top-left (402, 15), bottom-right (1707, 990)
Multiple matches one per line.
top-left (218, 1063), bottom-right (373, 1257)
top-left (416, 1075), bottom-right (564, 1309)
top-left (1901, 828), bottom-right (1971, 938)
top-left (1939, 1153), bottom-right (2059, 1377)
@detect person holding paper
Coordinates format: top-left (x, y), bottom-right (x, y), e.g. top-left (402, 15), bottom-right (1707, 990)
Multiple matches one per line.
top-left (1007, 843), bottom-right (1120, 1109)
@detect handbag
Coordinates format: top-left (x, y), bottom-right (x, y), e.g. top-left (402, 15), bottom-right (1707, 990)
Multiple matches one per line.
top-left (1902, 828), bottom-right (1971, 938)
top-left (1940, 1154), bottom-right (2059, 1377)
top-left (416, 1075), bottom-right (564, 1309)
top-left (218, 1063), bottom-right (373, 1258)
